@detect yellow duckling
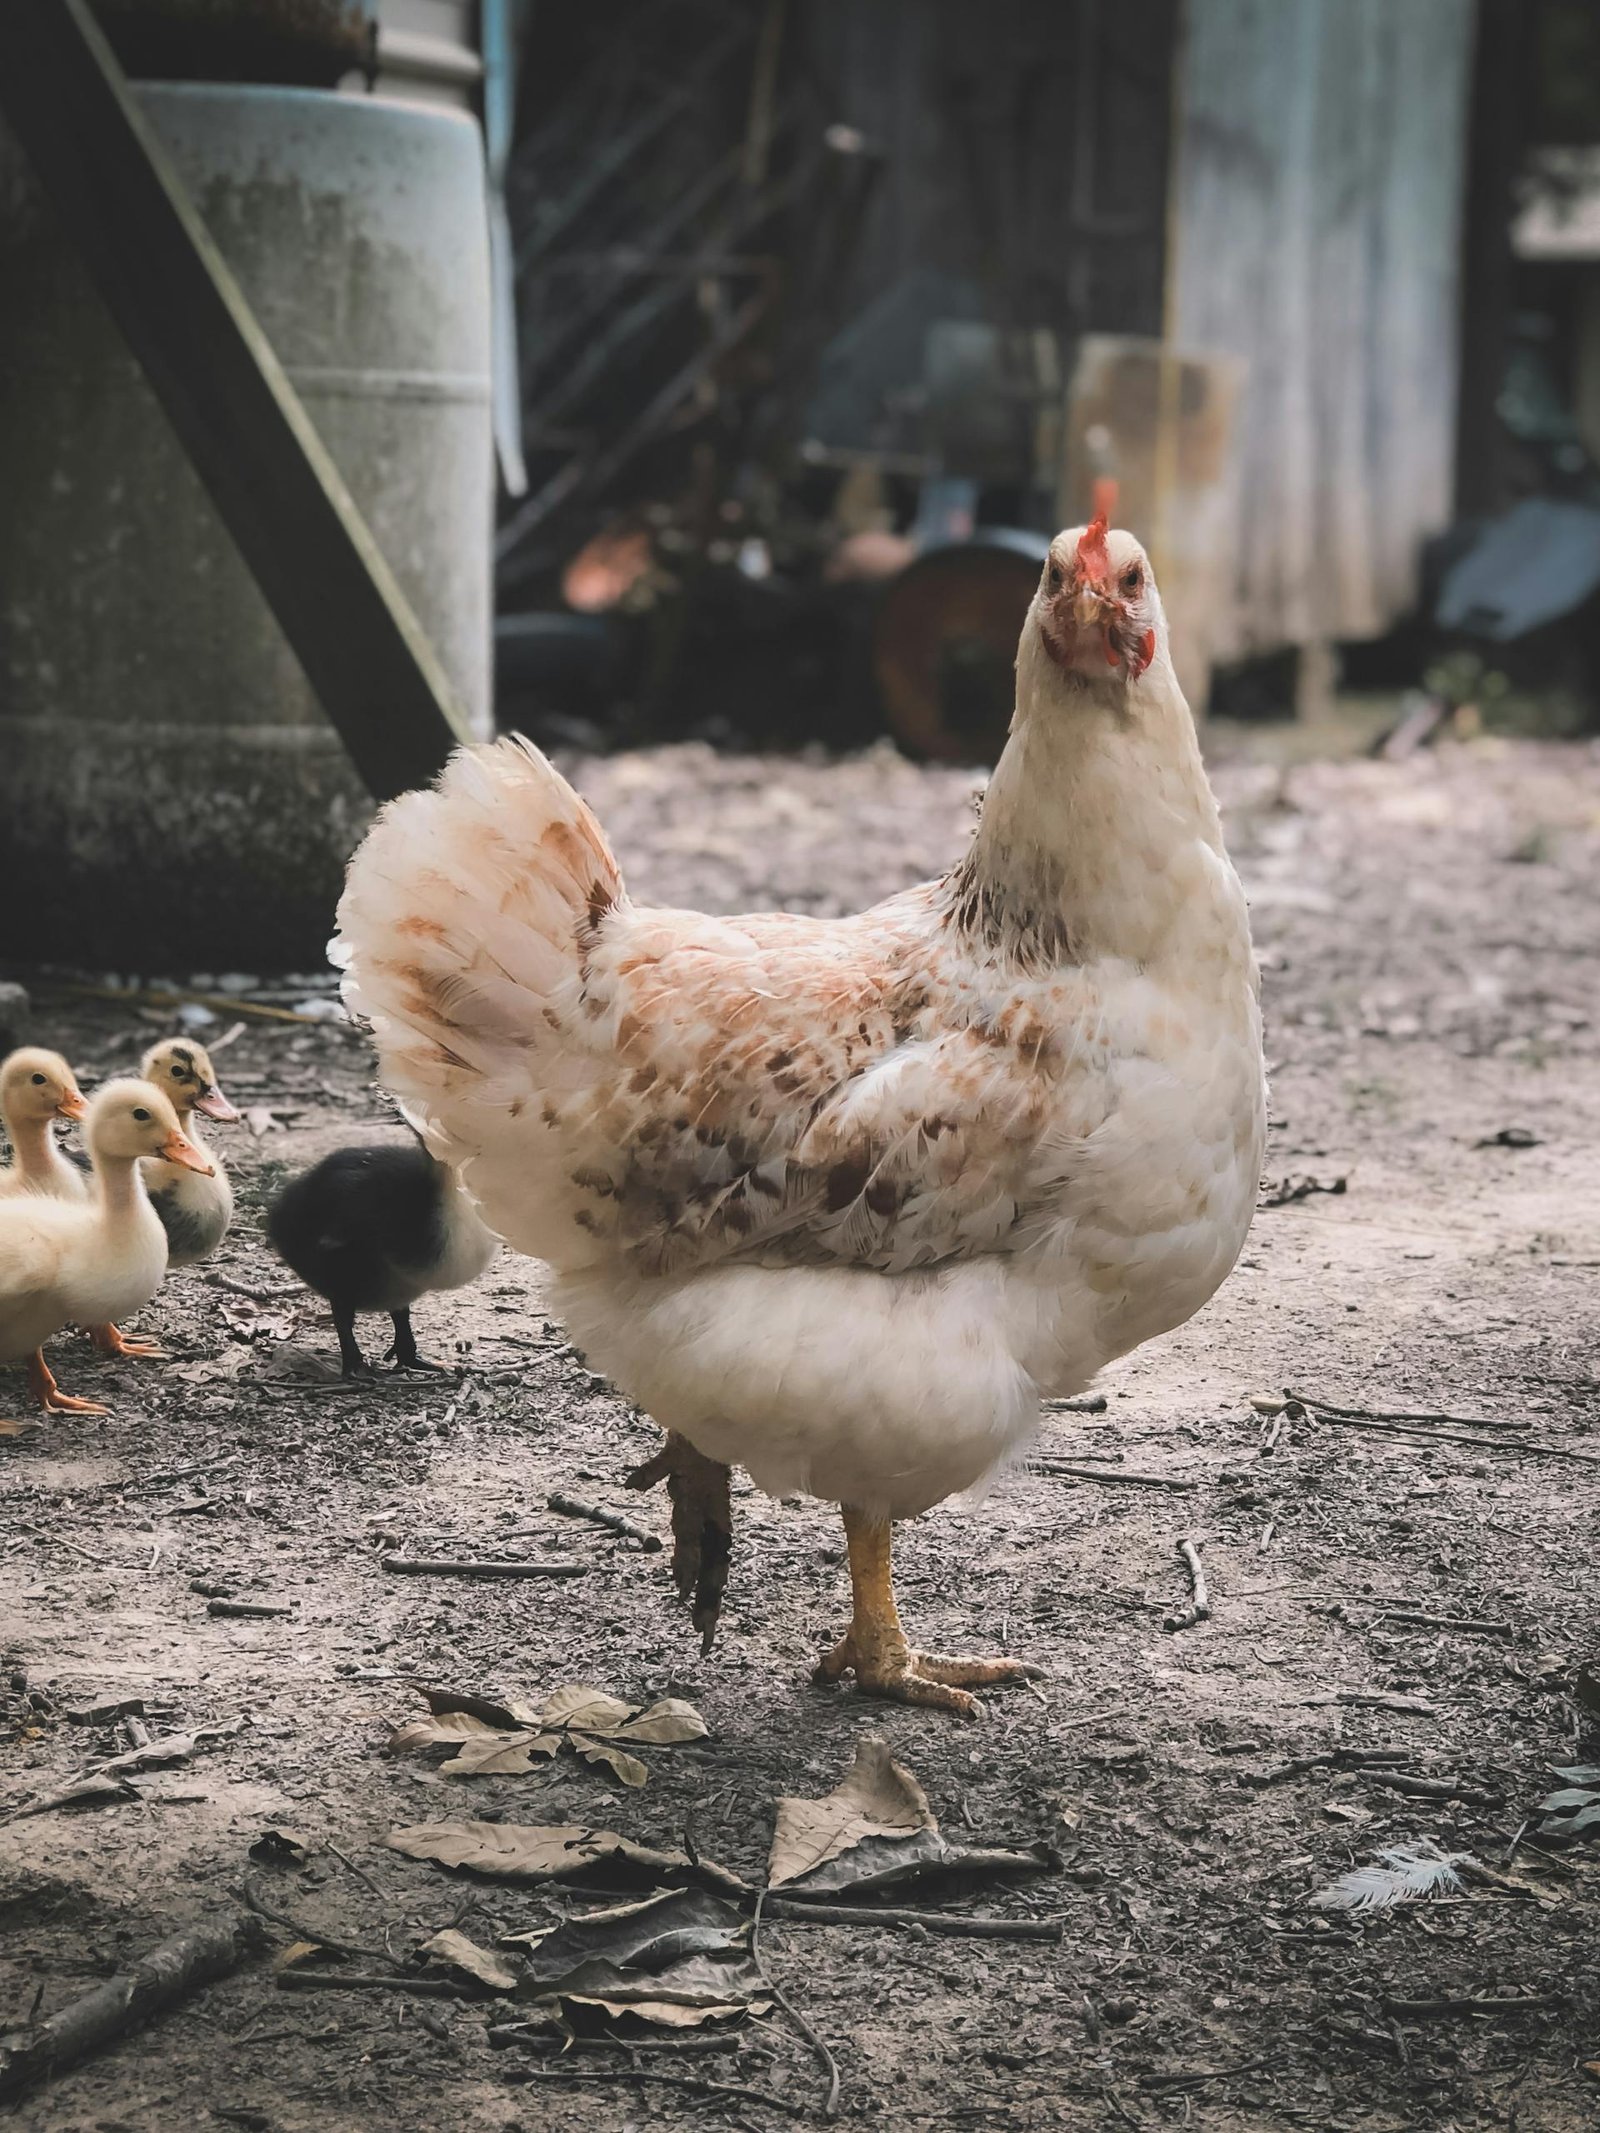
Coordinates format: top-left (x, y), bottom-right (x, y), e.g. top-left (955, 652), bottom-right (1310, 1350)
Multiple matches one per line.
top-left (0, 1048), bottom-right (89, 1199)
top-left (0, 1079), bottom-right (211, 1420)
top-left (138, 1038), bottom-right (240, 1267)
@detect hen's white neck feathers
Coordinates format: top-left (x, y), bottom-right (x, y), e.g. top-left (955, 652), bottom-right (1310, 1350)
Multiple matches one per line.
top-left (951, 612), bottom-right (1234, 972)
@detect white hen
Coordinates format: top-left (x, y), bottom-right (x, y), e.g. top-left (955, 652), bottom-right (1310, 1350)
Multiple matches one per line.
top-left (337, 506), bottom-right (1266, 1713)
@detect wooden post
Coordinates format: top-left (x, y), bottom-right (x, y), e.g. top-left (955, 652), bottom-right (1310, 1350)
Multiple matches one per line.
top-left (0, 0), bottom-right (472, 803)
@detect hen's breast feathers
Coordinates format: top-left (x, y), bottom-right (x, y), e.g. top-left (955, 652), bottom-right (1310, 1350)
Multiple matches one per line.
top-left (337, 738), bottom-right (1253, 1294)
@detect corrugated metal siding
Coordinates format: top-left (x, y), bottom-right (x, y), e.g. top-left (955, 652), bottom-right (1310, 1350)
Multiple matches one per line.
top-left (1168, 0), bottom-right (1475, 657)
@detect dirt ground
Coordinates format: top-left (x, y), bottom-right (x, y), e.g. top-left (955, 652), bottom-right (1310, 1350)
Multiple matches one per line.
top-left (3, 730), bottom-right (1599, 2133)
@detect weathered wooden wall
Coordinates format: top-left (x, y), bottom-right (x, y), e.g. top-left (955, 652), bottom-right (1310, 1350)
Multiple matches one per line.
top-left (801, 0), bottom-right (1176, 446)
top-left (1167, 0), bottom-right (1476, 661)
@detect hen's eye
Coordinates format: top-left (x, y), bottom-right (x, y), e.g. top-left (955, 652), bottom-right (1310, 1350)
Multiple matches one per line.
top-left (132, 1107), bottom-right (151, 1123)
top-left (1046, 560), bottom-right (1062, 591)
top-left (1121, 566), bottom-right (1142, 595)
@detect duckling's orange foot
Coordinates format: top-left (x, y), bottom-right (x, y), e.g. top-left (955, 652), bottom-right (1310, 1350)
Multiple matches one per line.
top-left (90, 1323), bottom-right (165, 1360)
top-left (26, 1352), bottom-right (109, 1418)
top-left (813, 1634), bottom-right (1037, 1718)
top-left (626, 1432), bottom-right (732, 1655)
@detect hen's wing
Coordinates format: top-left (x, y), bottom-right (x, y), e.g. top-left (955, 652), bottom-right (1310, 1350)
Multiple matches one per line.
top-left (337, 739), bottom-right (1108, 1278)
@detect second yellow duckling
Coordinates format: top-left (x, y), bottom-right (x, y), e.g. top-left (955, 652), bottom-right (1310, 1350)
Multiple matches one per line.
top-left (0, 1048), bottom-right (89, 1199)
top-left (138, 1038), bottom-right (240, 1267)
top-left (0, 1079), bottom-right (212, 1419)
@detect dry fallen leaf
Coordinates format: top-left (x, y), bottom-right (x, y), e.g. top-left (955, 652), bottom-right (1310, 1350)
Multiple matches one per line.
top-left (769, 1736), bottom-right (934, 1888)
top-left (512, 1888), bottom-right (766, 2029)
top-left (536, 1687), bottom-right (635, 1734)
top-left (388, 1683), bottom-right (708, 1788)
top-left (769, 1736), bottom-right (1060, 1899)
top-left (388, 1820), bottom-right (748, 1897)
top-left (439, 1733), bottom-right (562, 1778)
top-left (570, 1738), bottom-right (650, 1788)
top-left (249, 1826), bottom-right (313, 1865)
top-left (609, 1697), bottom-right (710, 1745)
top-left (420, 1928), bottom-right (518, 1992)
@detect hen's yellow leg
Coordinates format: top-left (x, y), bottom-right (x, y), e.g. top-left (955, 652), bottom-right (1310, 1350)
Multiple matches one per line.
top-left (815, 1507), bottom-right (1038, 1719)
top-left (27, 1350), bottom-right (109, 1417)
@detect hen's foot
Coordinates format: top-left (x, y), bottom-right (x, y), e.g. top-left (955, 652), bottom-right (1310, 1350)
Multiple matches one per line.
top-left (89, 1323), bottom-right (165, 1360)
top-left (626, 1432), bottom-right (731, 1654)
top-left (818, 1506), bottom-right (1038, 1718)
top-left (814, 1633), bottom-right (1036, 1718)
top-left (26, 1351), bottom-right (109, 1417)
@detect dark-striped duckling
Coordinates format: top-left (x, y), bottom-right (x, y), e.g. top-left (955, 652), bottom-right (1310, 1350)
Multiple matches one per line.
top-left (265, 1139), bottom-right (496, 1375)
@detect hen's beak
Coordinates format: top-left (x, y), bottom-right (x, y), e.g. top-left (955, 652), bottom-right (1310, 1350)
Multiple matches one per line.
top-left (1070, 583), bottom-right (1114, 634)
top-left (161, 1129), bottom-right (215, 1176)
top-left (195, 1083), bottom-right (240, 1124)
top-left (56, 1090), bottom-right (88, 1122)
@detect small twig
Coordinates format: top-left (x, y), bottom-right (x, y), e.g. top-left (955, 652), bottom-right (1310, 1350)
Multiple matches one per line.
top-left (241, 1878), bottom-right (386, 1964)
top-left (1036, 1463), bottom-right (1196, 1492)
top-left (1285, 1387), bottom-right (1532, 1433)
top-left (752, 1887), bottom-right (841, 2118)
top-left (1042, 1396), bottom-right (1108, 1414)
top-left (1285, 1390), bottom-right (1599, 1465)
top-left (207, 1599), bottom-right (295, 1619)
top-left (487, 2025), bottom-right (738, 2056)
top-left (276, 1971), bottom-right (471, 2000)
top-left (1382, 1995), bottom-right (1561, 2019)
top-left (1139, 2057), bottom-right (1275, 2092)
top-left (1163, 1537), bottom-right (1209, 1632)
top-left (379, 1556), bottom-right (589, 1580)
top-left (325, 1841), bottom-right (390, 1903)
top-left (547, 1491), bottom-right (662, 1552)
top-left (514, 2066), bottom-right (805, 2117)
top-left (763, 1899), bottom-right (1064, 1941)
top-left (205, 1272), bottom-right (301, 1304)
top-left (1364, 1771), bottom-right (1502, 1808)
top-left (1377, 1611), bottom-right (1512, 1638)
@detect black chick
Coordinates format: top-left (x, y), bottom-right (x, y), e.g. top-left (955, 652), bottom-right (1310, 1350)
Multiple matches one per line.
top-left (266, 1141), bottom-right (496, 1376)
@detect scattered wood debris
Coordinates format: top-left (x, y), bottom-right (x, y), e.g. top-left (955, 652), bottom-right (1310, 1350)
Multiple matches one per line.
top-left (1163, 1537), bottom-right (1210, 1632)
top-left (0, 1909), bottom-right (265, 2101)
top-left (1260, 1173), bottom-right (1348, 1208)
top-left (547, 1490), bottom-right (662, 1551)
top-left (378, 1555), bottom-right (589, 1580)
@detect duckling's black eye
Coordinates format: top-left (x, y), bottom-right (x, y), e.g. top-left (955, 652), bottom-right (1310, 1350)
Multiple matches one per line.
top-left (1121, 566), bottom-right (1142, 595)
top-left (30, 1073), bottom-right (45, 1086)
top-left (132, 1107), bottom-right (151, 1123)
top-left (171, 1065), bottom-right (186, 1078)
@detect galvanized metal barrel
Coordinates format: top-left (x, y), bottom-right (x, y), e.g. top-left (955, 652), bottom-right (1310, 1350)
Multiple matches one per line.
top-left (0, 85), bottom-right (492, 967)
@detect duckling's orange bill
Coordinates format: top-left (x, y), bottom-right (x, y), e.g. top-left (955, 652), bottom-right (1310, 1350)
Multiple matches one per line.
top-left (162, 1130), bottom-right (215, 1176)
top-left (195, 1084), bottom-right (240, 1124)
top-left (55, 1090), bottom-right (88, 1121)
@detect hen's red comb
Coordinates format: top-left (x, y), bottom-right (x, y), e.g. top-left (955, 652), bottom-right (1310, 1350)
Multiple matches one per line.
top-left (1076, 476), bottom-right (1118, 580)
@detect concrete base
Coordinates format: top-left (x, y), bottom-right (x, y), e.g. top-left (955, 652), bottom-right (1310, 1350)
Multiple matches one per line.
top-left (0, 85), bottom-right (492, 970)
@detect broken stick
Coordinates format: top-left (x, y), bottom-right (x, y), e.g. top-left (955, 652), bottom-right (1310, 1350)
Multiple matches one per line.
top-left (1036, 1463), bottom-right (1196, 1492)
top-left (0, 1909), bottom-right (265, 2100)
top-left (547, 1491), bottom-right (662, 1552)
top-left (1163, 1537), bottom-right (1210, 1632)
top-left (379, 1555), bottom-right (588, 1580)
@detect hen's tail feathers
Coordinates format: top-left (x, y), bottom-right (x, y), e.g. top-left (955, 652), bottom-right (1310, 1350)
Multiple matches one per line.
top-left (335, 736), bottom-right (623, 1185)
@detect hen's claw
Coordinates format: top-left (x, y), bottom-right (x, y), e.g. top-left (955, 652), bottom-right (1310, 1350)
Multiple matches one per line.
top-left (820, 1506), bottom-right (1039, 1718)
top-left (626, 1432), bottom-right (732, 1652)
